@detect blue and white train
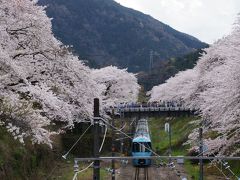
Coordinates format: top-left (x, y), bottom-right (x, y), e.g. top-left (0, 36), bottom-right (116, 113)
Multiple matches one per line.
top-left (132, 119), bottom-right (152, 167)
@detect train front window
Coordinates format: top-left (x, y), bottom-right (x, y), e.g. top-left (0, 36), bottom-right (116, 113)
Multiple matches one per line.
top-left (132, 142), bottom-right (151, 152)
top-left (145, 142), bottom-right (151, 152)
top-left (140, 143), bottom-right (146, 152)
top-left (132, 142), bottom-right (140, 152)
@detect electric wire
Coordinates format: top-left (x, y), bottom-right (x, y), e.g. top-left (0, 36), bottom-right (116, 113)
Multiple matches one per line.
top-left (215, 128), bottom-right (240, 179)
top-left (46, 124), bottom-right (93, 179)
top-left (218, 159), bottom-right (239, 179)
top-left (99, 124), bottom-right (108, 152)
top-left (72, 116), bottom-right (240, 179)
top-left (117, 111), bottom-right (240, 179)
top-left (100, 117), bottom-right (184, 180)
top-left (130, 118), bottom-right (136, 126)
top-left (120, 107), bottom-right (240, 179)
top-left (46, 163), bottom-right (59, 180)
top-left (72, 162), bottom-right (94, 180)
top-left (197, 127), bottom-right (240, 157)
top-left (72, 124), bottom-right (108, 180)
top-left (62, 124), bottom-right (92, 159)
top-left (196, 127), bottom-right (240, 179)
top-left (116, 122), bottom-right (127, 132)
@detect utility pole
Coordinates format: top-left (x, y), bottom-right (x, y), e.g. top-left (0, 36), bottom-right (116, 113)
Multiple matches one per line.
top-left (199, 127), bottom-right (203, 180)
top-left (93, 98), bottom-right (100, 180)
top-left (111, 108), bottom-right (115, 180)
top-left (120, 112), bottom-right (124, 154)
top-left (165, 122), bottom-right (172, 163)
top-left (168, 123), bottom-right (172, 165)
top-left (169, 125), bottom-right (172, 156)
top-left (164, 122), bottom-right (171, 156)
top-left (149, 50), bottom-right (160, 73)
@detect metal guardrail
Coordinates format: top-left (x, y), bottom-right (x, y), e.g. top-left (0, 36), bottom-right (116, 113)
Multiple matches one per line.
top-left (116, 107), bottom-right (194, 113)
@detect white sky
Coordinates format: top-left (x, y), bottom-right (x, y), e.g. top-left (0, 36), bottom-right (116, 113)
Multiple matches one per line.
top-left (114, 0), bottom-right (240, 44)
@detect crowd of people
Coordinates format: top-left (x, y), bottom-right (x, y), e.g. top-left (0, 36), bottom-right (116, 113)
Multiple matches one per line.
top-left (116, 100), bottom-right (184, 109)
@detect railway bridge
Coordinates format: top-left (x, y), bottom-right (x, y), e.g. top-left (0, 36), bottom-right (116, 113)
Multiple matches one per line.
top-left (73, 100), bottom-right (200, 180)
top-left (111, 105), bottom-right (197, 118)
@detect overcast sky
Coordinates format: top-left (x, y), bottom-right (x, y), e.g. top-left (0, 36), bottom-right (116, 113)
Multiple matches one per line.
top-left (114, 0), bottom-right (240, 44)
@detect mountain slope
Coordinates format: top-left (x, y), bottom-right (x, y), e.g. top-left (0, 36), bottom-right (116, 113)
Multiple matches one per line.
top-left (39, 0), bottom-right (207, 72)
top-left (138, 49), bottom-right (206, 91)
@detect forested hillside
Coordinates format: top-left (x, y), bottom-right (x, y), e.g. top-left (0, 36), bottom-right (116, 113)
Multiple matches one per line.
top-left (138, 49), bottom-right (206, 91)
top-left (39, 0), bottom-right (207, 72)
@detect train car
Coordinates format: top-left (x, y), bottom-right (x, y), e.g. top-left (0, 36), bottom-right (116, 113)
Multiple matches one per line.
top-left (132, 119), bottom-right (152, 167)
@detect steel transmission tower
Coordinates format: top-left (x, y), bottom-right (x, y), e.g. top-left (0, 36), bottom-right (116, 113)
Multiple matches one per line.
top-left (149, 50), bottom-right (160, 73)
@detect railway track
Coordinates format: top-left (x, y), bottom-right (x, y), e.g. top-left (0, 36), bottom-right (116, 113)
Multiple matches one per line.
top-left (134, 167), bottom-right (149, 180)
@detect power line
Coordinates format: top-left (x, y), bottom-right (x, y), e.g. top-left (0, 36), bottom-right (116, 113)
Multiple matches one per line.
top-left (198, 128), bottom-right (240, 179)
top-left (72, 162), bottom-right (93, 180)
top-left (71, 117), bottom-right (240, 179)
top-left (196, 126), bottom-right (240, 179)
top-left (94, 117), bottom-right (240, 179)
top-left (62, 124), bottom-right (92, 159)
top-left (74, 156), bottom-right (240, 161)
top-left (46, 124), bottom-right (92, 179)
top-left (196, 127), bottom-right (240, 157)
top-left (73, 125), bottom-right (108, 180)
top-left (99, 117), bottom-right (185, 179)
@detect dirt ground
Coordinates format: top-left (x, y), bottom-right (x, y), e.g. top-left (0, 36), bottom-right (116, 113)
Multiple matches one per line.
top-left (113, 162), bottom-right (228, 180)
top-left (116, 164), bottom-right (187, 180)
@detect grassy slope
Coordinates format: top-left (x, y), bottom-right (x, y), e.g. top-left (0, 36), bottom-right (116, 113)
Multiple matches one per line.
top-left (0, 125), bottom-right (110, 180)
top-left (148, 116), bottom-right (200, 179)
top-left (149, 116), bottom-right (198, 154)
top-left (148, 116), bottom-right (240, 179)
top-left (1, 115), bottom-right (239, 179)
top-left (0, 126), bottom-right (60, 180)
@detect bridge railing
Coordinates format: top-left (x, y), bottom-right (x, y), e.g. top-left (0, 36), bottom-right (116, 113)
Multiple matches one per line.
top-left (115, 106), bottom-right (193, 113)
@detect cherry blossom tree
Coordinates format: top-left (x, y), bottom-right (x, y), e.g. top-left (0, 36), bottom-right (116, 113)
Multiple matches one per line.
top-left (149, 15), bottom-right (240, 155)
top-left (91, 66), bottom-right (140, 108)
top-left (0, 0), bottom-right (140, 147)
top-left (148, 68), bottom-right (199, 108)
top-left (0, 0), bottom-right (100, 146)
